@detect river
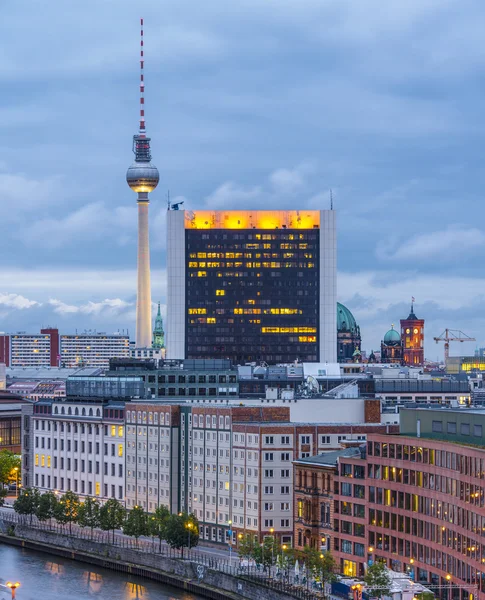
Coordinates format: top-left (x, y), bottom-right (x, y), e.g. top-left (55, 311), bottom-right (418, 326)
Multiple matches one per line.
top-left (0, 544), bottom-right (204, 600)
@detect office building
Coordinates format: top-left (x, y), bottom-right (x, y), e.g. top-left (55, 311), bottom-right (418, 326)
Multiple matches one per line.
top-left (324, 407), bottom-right (485, 600)
top-left (22, 398), bottom-right (126, 502)
top-left (0, 329), bottom-right (129, 369)
top-left (166, 209), bottom-right (336, 364)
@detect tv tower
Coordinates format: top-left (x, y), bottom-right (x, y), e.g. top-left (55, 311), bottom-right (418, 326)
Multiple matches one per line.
top-left (126, 18), bottom-right (159, 348)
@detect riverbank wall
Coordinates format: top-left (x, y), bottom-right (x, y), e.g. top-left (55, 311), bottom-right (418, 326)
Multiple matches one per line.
top-left (0, 523), bottom-right (312, 600)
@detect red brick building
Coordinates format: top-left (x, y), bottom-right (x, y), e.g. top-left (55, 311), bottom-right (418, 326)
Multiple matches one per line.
top-left (332, 432), bottom-right (485, 600)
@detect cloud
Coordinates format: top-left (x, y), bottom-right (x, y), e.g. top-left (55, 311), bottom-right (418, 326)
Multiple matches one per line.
top-left (0, 171), bottom-right (64, 213)
top-left (376, 226), bottom-right (485, 261)
top-left (0, 293), bottom-right (39, 310)
top-left (49, 298), bottom-right (132, 316)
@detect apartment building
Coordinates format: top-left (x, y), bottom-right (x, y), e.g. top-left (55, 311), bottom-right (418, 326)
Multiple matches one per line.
top-left (22, 398), bottom-right (125, 502)
top-left (124, 403), bottom-right (180, 513)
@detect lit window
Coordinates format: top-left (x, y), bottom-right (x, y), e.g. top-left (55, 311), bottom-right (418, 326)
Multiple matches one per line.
top-left (111, 425), bottom-right (116, 437)
top-left (35, 454), bottom-right (39, 466)
top-left (41, 455), bottom-right (45, 467)
top-left (118, 444), bottom-right (123, 457)
top-left (95, 482), bottom-right (100, 496)
top-left (118, 426), bottom-right (124, 438)
top-left (47, 456), bottom-right (51, 467)
top-left (216, 290), bottom-right (225, 296)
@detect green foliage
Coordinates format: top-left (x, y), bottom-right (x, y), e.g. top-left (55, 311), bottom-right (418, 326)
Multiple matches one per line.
top-left (416, 593), bottom-right (435, 600)
top-left (55, 491), bottom-right (80, 534)
top-left (364, 561), bottom-right (391, 599)
top-left (149, 504), bottom-right (170, 551)
top-left (123, 505), bottom-right (149, 545)
top-left (99, 497), bottom-right (125, 544)
top-left (77, 497), bottom-right (101, 538)
top-left (13, 487), bottom-right (40, 523)
top-left (254, 537), bottom-right (279, 572)
top-left (36, 492), bottom-right (58, 527)
top-left (238, 533), bottom-right (258, 562)
top-left (0, 450), bottom-right (20, 485)
top-left (164, 512), bottom-right (199, 558)
top-left (0, 487), bottom-right (6, 507)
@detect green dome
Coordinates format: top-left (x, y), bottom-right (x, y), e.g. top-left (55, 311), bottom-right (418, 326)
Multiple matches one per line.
top-left (383, 325), bottom-right (401, 346)
top-left (337, 302), bottom-right (359, 334)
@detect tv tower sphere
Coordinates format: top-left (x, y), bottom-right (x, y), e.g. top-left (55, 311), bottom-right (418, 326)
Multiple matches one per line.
top-left (126, 161), bottom-right (159, 193)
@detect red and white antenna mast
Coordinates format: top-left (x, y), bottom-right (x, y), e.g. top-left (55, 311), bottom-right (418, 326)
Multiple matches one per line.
top-left (139, 17), bottom-right (146, 137)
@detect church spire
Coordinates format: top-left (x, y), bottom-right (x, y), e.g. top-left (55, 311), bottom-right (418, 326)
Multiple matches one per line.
top-left (152, 302), bottom-right (165, 349)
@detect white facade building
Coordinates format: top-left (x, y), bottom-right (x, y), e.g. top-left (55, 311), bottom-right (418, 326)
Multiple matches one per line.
top-left (60, 334), bottom-right (130, 368)
top-left (11, 334), bottom-right (52, 367)
top-left (25, 399), bottom-right (125, 502)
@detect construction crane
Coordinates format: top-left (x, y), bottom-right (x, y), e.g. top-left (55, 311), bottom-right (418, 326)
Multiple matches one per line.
top-left (433, 329), bottom-right (476, 361)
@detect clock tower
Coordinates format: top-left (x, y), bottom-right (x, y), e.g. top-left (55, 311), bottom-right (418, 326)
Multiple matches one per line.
top-left (400, 300), bottom-right (424, 366)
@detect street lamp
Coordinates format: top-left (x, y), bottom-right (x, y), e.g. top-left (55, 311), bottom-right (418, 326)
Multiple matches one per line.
top-left (6, 582), bottom-right (20, 600)
top-left (186, 521), bottom-right (193, 555)
top-left (270, 527), bottom-right (275, 569)
top-left (13, 467), bottom-right (19, 498)
top-left (228, 520), bottom-right (233, 566)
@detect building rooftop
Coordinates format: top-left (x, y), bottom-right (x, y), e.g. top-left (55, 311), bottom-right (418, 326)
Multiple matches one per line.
top-left (6, 366), bottom-right (103, 380)
top-left (294, 447), bottom-right (363, 466)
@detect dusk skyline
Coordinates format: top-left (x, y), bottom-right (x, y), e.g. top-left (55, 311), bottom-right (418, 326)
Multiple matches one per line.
top-left (1, 0), bottom-right (484, 358)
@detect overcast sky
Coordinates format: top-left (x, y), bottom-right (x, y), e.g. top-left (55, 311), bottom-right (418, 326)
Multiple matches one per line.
top-left (1, 0), bottom-right (484, 359)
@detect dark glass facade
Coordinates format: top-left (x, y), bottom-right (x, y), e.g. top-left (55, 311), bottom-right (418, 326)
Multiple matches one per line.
top-left (185, 229), bottom-right (320, 363)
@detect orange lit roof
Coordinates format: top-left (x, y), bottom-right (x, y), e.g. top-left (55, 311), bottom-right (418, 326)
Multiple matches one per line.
top-left (184, 210), bottom-right (320, 230)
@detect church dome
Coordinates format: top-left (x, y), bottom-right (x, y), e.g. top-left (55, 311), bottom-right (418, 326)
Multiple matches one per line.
top-left (383, 325), bottom-right (401, 346)
top-left (337, 303), bottom-right (359, 334)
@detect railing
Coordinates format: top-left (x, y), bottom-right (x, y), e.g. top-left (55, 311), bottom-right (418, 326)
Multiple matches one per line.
top-left (0, 511), bottom-right (323, 600)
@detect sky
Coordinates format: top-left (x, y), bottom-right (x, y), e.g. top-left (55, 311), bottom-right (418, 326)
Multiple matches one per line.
top-left (1, 0), bottom-right (485, 360)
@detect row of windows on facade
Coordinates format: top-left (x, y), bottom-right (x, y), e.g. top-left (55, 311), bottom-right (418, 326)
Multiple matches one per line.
top-left (0, 421), bottom-right (20, 446)
top-left (35, 438), bottom-right (122, 456)
top-left (146, 374), bottom-right (237, 384)
top-left (432, 419), bottom-right (483, 437)
top-left (367, 506), bottom-right (485, 545)
top-left (35, 454), bottom-right (123, 473)
top-left (368, 440), bottom-right (485, 476)
top-left (126, 472), bottom-right (170, 483)
top-left (34, 474), bottom-right (122, 500)
top-left (151, 387), bottom-right (238, 397)
top-left (35, 420), bottom-right (123, 438)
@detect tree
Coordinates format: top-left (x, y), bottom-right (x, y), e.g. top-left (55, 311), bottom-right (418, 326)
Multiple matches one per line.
top-left (55, 490), bottom-right (80, 535)
top-left (123, 505), bottom-right (149, 547)
top-left (364, 561), bottom-right (391, 600)
top-left (164, 512), bottom-right (199, 558)
top-left (253, 537), bottom-right (278, 573)
top-left (77, 497), bottom-right (101, 539)
top-left (238, 533), bottom-right (257, 567)
top-left (0, 450), bottom-right (20, 485)
top-left (319, 551), bottom-right (337, 588)
top-left (99, 498), bottom-right (125, 544)
top-left (0, 450), bottom-right (21, 505)
top-left (149, 504), bottom-right (170, 552)
top-left (13, 487), bottom-right (40, 524)
top-left (36, 492), bottom-right (58, 529)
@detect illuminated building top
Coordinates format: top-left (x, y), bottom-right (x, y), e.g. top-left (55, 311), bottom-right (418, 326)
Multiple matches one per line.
top-left (184, 210), bottom-right (320, 230)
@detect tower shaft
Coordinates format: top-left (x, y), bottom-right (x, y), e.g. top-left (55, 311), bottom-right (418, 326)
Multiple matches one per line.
top-left (136, 195), bottom-right (152, 348)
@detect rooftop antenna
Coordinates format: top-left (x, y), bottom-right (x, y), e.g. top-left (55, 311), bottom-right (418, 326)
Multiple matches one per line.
top-left (167, 190), bottom-right (170, 211)
top-left (330, 189), bottom-right (334, 210)
top-left (139, 18), bottom-right (146, 137)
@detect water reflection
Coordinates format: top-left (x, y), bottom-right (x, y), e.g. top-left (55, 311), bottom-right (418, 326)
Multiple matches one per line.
top-left (0, 546), bottom-right (201, 600)
top-left (45, 561), bottom-right (65, 576)
top-left (83, 571), bottom-right (103, 594)
top-left (124, 582), bottom-right (148, 599)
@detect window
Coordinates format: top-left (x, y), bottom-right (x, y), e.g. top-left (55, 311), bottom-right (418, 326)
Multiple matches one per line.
top-left (281, 453), bottom-right (290, 461)
top-left (432, 420), bottom-right (443, 433)
top-left (281, 469), bottom-right (290, 478)
top-left (301, 435), bottom-right (310, 444)
top-left (265, 436), bottom-right (274, 445)
top-left (281, 502), bottom-right (290, 511)
top-left (281, 486), bottom-right (290, 495)
top-left (280, 519), bottom-right (290, 527)
top-left (264, 453), bottom-right (274, 461)
top-left (264, 486), bottom-right (274, 494)
top-left (460, 423), bottom-right (470, 436)
top-left (264, 502), bottom-right (274, 511)
top-left (118, 444), bottom-right (123, 457)
top-left (264, 519), bottom-right (274, 527)
top-left (474, 424), bottom-right (483, 437)
top-left (281, 436), bottom-right (290, 445)
top-left (447, 422), bottom-right (457, 434)
top-left (264, 470), bottom-right (274, 478)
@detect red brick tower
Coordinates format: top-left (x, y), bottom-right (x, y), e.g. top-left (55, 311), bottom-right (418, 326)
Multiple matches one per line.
top-left (400, 300), bottom-right (424, 366)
